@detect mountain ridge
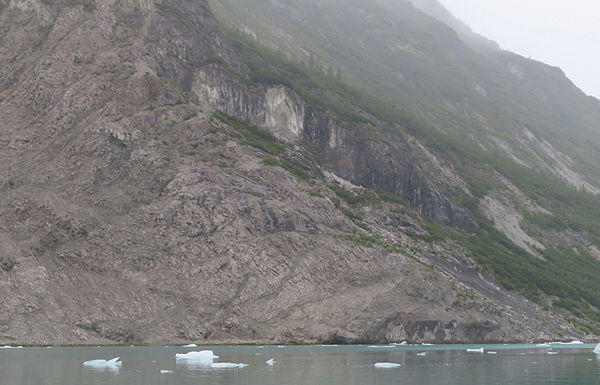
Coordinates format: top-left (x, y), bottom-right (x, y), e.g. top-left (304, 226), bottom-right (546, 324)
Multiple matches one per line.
top-left (0, 0), bottom-right (599, 345)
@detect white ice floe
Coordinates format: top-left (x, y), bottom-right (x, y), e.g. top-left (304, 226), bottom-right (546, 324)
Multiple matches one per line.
top-left (175, 350), bottom-right (219, 368)
top-left (374, 363), bottom-right (402, 369)
top-left (175, 350), bottom-right (219, 360)
top-left (160, 370), bottom-right (174, 373)
top-left (417, 352), bottom-right (427, 356)
top-left (487, 352), bottom-right (497, 355)
top-left (368, 345), bottom-right (395, 349)
top-left (210, 362), bottom-right (248, 369)
top-left (466, 348), bottom-right (484, 353)
top-left (182, 344), bottom-right (198, 347)
top-left (567, 340), bottom-right (584, 345)
top-left (422, 343), bottom-right (434, 346)
top-left (266, 358), bottom-right (276, 366)
top-left (547, 352), bottom-right (558, 355)
top-left (593, 342), bottom-right (600, 353)
top-left (83, 357), bottom-right (122, 368)
top-left (0, 346), bottom-right (23, 349)
top-left (536, 343), bottom-right (551, 347)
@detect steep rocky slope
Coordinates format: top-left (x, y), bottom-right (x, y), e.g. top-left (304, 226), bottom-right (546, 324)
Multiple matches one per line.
top-left (0, 0), bottom-right (596, 345)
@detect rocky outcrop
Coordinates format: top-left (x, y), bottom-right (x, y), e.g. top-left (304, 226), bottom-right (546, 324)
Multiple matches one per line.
top-left (196, 68), bottom-right (476, 228)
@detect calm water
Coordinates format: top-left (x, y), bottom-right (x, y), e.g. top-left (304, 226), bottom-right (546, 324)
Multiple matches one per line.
top-left (1, 343), bottom-right (599, 384)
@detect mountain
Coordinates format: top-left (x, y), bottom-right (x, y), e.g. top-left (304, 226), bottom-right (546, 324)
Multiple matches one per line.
top-left (1, 0), bottom-right (600, 345)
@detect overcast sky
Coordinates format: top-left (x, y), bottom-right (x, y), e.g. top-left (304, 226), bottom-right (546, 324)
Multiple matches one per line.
top-left (438, 0), bottom-right (600, 100)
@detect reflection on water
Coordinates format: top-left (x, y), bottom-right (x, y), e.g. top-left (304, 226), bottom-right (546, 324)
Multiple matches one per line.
top-left (0, 344), bottom-right (599, 385)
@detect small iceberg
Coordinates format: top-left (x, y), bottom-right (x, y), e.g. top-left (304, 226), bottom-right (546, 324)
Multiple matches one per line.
top-left (390, 341), bottom-right (407, 346)
top-left (593, 342), bottom-right (600, 353)
top-left (487, 351), bottom-right (497, 355)
top-left (176, 350), bottom-right (218, 369)
top-left (210, 362), bottom-right (248, 369)
top-left (466, 348), bottom-right (484, 353)
top-left (374, 362), bottom-right (402, 369)
top-left (266, 358), bottom-right (276, 366)
top-left (547, 351), bottom-right (558, 355)
top-left (536, 343), bottom-right (551, 347)
top-left (83, 357), bottom-right (122, 368)
top-left (417, 352), bottom-right (427, 356)
top-left (175, 350), bottom-right (219, 360)
top-left (567, 340), bottom-right (584, 345)
top-left (0, 345), bottom-right (23, 349)
top-left (160, 370), bottom-right (174, 373)
top-left (182, 343), bottom-right (198, 347)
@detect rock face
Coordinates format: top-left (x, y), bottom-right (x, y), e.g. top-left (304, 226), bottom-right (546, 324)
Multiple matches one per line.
top-left (0, 0), bottom-right (584, 345)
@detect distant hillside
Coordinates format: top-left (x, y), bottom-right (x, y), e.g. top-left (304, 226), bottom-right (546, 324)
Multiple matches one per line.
top-left (0, 0), bottom-right (600, 345)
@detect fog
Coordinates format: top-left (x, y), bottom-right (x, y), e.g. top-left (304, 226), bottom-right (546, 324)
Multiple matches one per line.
top-left (436, 0), bottom-right (600, 100)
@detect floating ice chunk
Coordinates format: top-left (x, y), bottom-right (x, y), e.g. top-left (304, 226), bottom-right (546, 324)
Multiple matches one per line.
top-left (160, 370), bottom-right (174, 374)
top-left (487, 352), bottom-right (497, 355)
top-left (594, 342), bottom-right (600, 353)
top-left (536, 343), bottom-right (551, 347)
top-left (422, 343), bottom-right (434, 346)
top-left (175, 350), bottom-right (219, 360)
top-left (466, 348), bottom-right (484, 353)
top-left (182, 344), bottom-right (198, 347)
top-left (547, 352), bottom-right (558, 355)
top-left (277, 346), bottom-right (286, 348)
top-left (176, 350), bottom-right (218, 368)
top-left (0, 346), bottom-right (23, 349)
top-left (84, 357), bottom-right (122, 368)
top-left (210, 362), bottom-right (248, 369)
top-left (374, 363), bottom-right (401, 369)
top-left (567, 340), bottom-right (583, 345)
top-left (266, 358), bottom-right (276, 366)
top-left (368, 345), bottom-right (395, 349)
top-left (417, 352), bottom-right (427, 356)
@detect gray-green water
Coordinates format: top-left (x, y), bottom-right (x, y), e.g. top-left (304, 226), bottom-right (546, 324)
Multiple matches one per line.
top-left (1, 343), bottom-right (599, 384)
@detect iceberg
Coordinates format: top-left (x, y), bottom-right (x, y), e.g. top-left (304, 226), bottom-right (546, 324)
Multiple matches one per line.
top-left (175, 350), bottom-right (219, 360)
top-left (593, 342), bottom-right (600, 353)
top-left (374, 363), bottom-right (401, 369)
top-left (466, 348), bottom-right (484, 353)
top-left (487, 352), bottom-right (497, 355)
top-left (160, 370), bottom-right (174, 373)
top-left (83, 357), bottom-right (122, 368)
top-left (567, 340), bottom-right (584, 345)
top-left (266, 358), bottom-right (276, 366)
top-left (182, 344), bottom-right (198, 347)
top-left (176, 350), bottom-right (219, 369)
top-left (417, 352), bottom-right (427, 356)
top-left (0, 345), bottom-right (23, 349)
top-left (210, 362), bottom-right (248, 369)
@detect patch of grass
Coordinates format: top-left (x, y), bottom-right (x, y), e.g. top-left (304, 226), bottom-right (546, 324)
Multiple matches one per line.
top-left (212, 112), bottom-right (285, 155)
top-left (375, 189), bottom-right (408, 206)
top-left (262, 158), bottom-right (312, 180)
top-left (342, 209), bottom-right (362, 220)
top-left (330, 185), bottom-right (376, 205)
